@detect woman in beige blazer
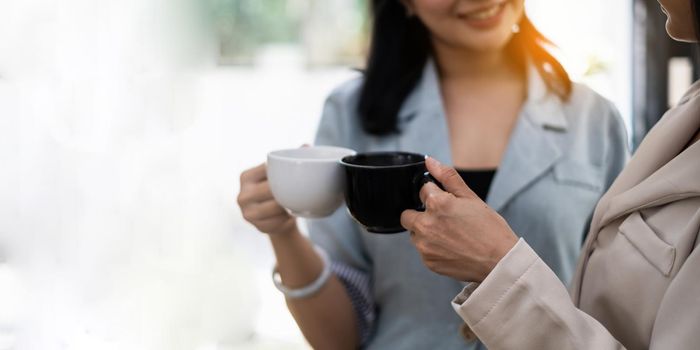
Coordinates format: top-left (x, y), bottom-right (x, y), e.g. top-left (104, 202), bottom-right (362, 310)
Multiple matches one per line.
top-left (401, 0), bottom-right (700, 349)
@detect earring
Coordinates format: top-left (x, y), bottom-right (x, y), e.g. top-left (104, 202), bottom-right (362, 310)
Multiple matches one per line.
top-left (511, 23), bottom-right (520, 33)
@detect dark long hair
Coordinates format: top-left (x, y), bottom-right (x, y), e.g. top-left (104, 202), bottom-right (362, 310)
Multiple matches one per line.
top-left (358, 0), bottom-right (572, 135)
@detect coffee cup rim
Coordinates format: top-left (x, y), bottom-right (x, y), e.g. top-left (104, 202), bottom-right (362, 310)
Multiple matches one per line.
top-left (268, 146), bottom-right (357, 163)
top-left (340, 152), bottom-right (427, 169)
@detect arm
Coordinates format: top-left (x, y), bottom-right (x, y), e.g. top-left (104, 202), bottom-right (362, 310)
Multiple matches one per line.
top-left (454, 233), bottom-right (700, 350)
top-left (452, 240), bottom-right (625, 349)
top-left (270, 229), bottom-right (360, 349)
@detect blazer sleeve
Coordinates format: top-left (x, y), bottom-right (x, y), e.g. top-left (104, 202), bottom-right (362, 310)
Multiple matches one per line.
top-left (452, 239), bottom-right (627, 349)
top-left (308, 83), bottom-right (370, 271)
top-left (313, 78), bottom-right (360, 149)
top-left (308, 82), bottom-right (377, 344)
top-left (314, 93), bottom-right (346, 147)
top-left (601, 103), bottom-right (630, 191)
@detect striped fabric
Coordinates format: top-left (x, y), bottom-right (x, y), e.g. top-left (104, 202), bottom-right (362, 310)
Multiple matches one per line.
top-left (331, 260), bottom-right (375, 346)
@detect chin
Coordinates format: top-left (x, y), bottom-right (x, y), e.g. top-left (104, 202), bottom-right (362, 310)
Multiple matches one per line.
top-left (666, 23), bottom-right (698, 43)
top-left (458, 34), bottom-right (514, 53)
top-left (468, 41), bottom-right (512, 54)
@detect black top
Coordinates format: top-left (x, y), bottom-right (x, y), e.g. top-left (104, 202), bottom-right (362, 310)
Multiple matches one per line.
top-left (456, 168), bottom-right (497, 202)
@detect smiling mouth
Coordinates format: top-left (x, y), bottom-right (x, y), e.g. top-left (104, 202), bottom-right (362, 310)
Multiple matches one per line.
top-left (459, 1), bottom-right (508, 21)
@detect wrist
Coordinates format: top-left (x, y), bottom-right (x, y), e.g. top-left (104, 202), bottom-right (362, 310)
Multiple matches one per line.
top-left (269, 224), bottom-right (302, 244)
top-left (268, 218), bottom-right (299, 237)
top-left (272, 245), bottom-right (332, 299)
top-left (481, 234), bottom-right (518, 282)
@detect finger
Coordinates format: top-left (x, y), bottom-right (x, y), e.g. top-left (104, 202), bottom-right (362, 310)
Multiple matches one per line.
top-left (244, 199), bottom-right (288, 221)
top-left (400, 209), bottom-right (421, 232)
top-left (240, 163), bottom-right (267, 185)
top-left (425, 157), bottom-right (476, 198)
top-left (238, 181), bottom-right (275, 205)
top-left (419, 181), bottom-right (447, 208)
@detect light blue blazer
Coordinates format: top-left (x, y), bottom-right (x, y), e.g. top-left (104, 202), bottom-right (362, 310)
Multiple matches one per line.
top-left (308, 61), bottom-right (630, 350)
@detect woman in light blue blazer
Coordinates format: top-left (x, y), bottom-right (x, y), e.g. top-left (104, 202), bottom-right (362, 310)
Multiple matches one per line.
top-left (237, 0), bottom-right (629, 349)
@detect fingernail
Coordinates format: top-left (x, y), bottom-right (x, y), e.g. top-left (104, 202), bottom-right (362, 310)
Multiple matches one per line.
top-left (426, 156), bottom-right (441, 166)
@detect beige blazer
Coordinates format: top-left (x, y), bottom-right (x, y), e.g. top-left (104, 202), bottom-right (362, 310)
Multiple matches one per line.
top-left (452, 80), bottom-right (700, 350)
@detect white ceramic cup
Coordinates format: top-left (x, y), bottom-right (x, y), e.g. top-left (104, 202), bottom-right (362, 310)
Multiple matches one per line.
top-left (267, 146), bottom-right (357, 218)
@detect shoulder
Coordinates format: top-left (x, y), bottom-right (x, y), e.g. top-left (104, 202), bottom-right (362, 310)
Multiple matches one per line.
top-left (559, 82), bottom-right (628, 145)
top-left (314, 73), bottom-right (366, 146)
top-left (564, 82), bottom-right (622, 125)
top-left (319, 74), bottom-right (364, 129)
top-left (324, 73), bottom-right (365, 108)
top-left (556, 83), bottom-right (630, 176)
top-left (533, 81), bottom-right (630, 166)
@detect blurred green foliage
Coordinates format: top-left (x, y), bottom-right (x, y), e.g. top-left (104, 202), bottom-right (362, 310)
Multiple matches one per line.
top-left (208, 0), bottom-right (302, 62)
top-left (207, 0), bottom-right (368, 65)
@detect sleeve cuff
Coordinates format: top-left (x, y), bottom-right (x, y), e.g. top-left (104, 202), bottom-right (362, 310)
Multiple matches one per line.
top-left (331, 261), bottom-right (375, 346)
top-left (451, 238), bottom-right (539, 326)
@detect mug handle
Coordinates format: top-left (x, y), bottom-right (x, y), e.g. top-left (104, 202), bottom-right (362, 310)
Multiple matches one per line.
top-left (415, 171), bottom-right (444, 211)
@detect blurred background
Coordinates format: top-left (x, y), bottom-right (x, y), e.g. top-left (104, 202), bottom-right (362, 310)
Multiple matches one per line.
top-left (0, 0), bottom-right (696, 349)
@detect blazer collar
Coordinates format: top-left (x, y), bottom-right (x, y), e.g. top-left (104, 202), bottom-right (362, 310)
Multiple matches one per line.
top-left (522, 64), bottom-right (569, 131)
top-left (591, 85), bottom-right (700, 230)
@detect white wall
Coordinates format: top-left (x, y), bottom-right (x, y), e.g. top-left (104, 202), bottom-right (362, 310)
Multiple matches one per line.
top-left (0, 0), bottom-right (327, 349)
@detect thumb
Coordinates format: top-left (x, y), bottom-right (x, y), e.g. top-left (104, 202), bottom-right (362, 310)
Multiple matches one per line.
top-left (425, 156), bottom-right (476, 198)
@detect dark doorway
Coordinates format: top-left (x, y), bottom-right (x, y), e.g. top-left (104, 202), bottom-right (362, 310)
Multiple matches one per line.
top-left (632, 0), bottom-right (699, 149)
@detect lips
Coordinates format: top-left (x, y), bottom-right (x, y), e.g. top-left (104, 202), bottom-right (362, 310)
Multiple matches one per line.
top-left (457, 1), bottom-right (508, 29)
top-left (459, 1), bottom-right (507, 21)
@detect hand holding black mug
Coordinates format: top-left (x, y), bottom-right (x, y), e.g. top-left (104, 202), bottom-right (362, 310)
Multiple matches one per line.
top-left (400, 157), bottom-right (518, 282)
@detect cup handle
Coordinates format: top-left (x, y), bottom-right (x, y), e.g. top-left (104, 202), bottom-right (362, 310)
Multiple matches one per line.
top-left (415, 171), bottom-right (444, 211)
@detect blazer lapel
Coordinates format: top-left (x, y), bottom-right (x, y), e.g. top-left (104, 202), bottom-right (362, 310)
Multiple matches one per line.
top-left (596, 93), bottom-right (700, 229)
top-left (487, 67), bottom-right (568, 212)
top-left (572, 80), bottom-right (700, 303)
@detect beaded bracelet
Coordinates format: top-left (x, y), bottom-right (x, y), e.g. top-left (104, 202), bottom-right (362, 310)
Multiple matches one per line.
top-left (272, 246), bottom-right (332, 299)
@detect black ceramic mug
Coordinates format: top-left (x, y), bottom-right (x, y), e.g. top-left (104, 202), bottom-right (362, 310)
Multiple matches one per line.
top-left (340, 152), bottom-right (440, 234)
